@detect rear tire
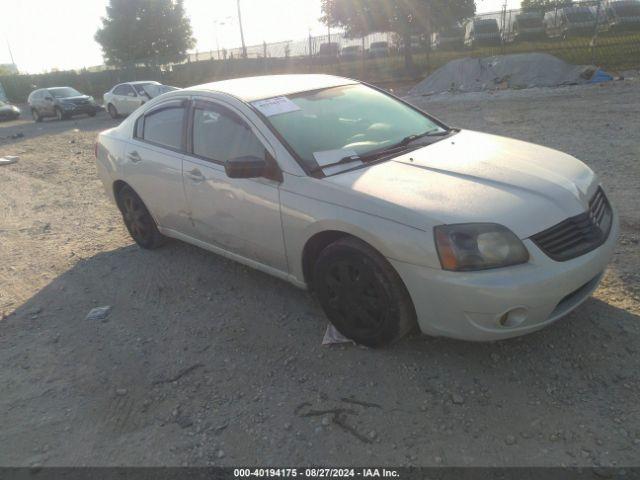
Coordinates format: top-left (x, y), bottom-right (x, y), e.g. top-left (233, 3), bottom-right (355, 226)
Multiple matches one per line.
top-left (107, 104), bottom-right (119, 119)
top-left (116, 185), bottom-right (166, 249)
top-left (313, 237), bottom-right (417, 348)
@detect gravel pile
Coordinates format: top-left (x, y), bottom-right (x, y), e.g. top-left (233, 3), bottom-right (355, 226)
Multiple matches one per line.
top-left (409, 53), bottom-right (607, 95)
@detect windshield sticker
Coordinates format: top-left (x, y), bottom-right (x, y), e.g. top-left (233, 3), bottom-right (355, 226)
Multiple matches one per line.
top-left (313, 149), bottom-right (359, 167)
top-left (251, 96), bottom-right (301, 117)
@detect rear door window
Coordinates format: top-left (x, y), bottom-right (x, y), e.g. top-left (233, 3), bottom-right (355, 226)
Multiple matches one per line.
top-left (137, 103), bottom-right (186, 151)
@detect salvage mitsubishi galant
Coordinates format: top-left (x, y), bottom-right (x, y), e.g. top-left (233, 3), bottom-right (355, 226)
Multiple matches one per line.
top-left (95, 74), bottom-right (618, 347)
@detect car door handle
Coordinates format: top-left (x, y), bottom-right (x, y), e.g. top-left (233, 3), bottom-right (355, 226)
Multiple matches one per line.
top-left (127, 151), bottom-right (142, 163)
top-left (187, 168), bottom-right (205, 183)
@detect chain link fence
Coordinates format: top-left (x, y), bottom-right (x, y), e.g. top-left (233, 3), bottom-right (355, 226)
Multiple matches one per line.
top-left (1, 0), bottom-right (639, 102)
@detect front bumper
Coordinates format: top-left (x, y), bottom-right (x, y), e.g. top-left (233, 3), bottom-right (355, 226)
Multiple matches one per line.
top-left (390, 213), bottom-right (619, 341)
top-left (61, 104), bottom-right (99, 115)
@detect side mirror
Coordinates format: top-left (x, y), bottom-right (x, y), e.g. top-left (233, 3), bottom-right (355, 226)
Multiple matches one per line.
top-left (224, 155), bottom-right (267, 179)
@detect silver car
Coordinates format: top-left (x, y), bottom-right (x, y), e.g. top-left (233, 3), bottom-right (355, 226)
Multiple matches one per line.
top-left (95, 74), bottom-right (617, 347)
top-left (104, 81), bottom-right (178, 119)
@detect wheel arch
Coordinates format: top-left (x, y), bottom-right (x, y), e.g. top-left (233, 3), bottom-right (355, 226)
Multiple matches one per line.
top-left (111, 180), bottom-right (161, 227)
top-left (297, 215), bottom-right (439, 287)
top-left (300, 226), bottom-right (401, 288)
top-left (302, 230), bottom-right (352, 286)
top-left (112, 180), bottom-right (132, 208)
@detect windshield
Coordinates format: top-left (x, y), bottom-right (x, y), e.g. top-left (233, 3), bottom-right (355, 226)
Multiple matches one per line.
top-left (319, 43), bottom-right (338, 54)
top-left (48, 87), bottom-right (82, 98)
top-left (142, 84), bottom-right (178, 98)
top-left (518, 16), bottom-right (543, 27)
top-left (614, 2), bottom-right (640, 16)
top-left (132, 82), bottom-right (157, 95)
top-left (441, 26), bottom-right (463, 36)
top-left (565, 9), bottom-right (594, 22)
top-left (475, 20), bottom-right (499, 33)
top-left (259, 84), bottom-right (445, 172)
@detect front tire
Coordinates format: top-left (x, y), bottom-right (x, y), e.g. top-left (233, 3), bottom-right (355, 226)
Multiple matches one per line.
top-left (107, 104), bottom-right (119, 119)
top-left (32, 108), bottom-right (42, 123)
top-left (313, 237), bottom-right (417, 348)
top-left (116, 185), bottom-right (166, 249)
top-left (55, 107), bottom-right (66, 121)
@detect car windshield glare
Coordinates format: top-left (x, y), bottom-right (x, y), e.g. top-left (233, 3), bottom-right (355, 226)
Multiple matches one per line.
top-left (258, 84), bottom-right (445, 172)
top-left (566, 9), bottom-right (594, 22)
top-left (615, 3), bottom-right (640, 16)
top-left (133, 83), bottom-right (155, 95)
top-left (475, 21), bottom-right (499, 33)
top-left (49, 87), bottom-right (82, 98)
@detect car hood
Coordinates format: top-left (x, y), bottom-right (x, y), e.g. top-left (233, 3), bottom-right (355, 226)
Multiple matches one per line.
top-left (61, 95), bottom-right (92, 102)
top-left (325, 130), bottom-right (597, 239)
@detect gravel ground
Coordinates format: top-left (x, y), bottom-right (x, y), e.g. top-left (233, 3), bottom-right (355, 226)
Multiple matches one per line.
top-left (0, 80), bottom-right (639, 467)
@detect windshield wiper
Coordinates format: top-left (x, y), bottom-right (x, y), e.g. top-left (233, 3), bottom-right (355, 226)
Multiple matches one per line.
top-left (352, 128), bottom-right (450, 163)
top-left (315, 128), bottom-right (452, 173)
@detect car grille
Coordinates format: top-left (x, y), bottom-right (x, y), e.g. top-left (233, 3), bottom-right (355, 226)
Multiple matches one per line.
top-left (71, 99), bottom-right (89, 105)
top-left (531, 187), bottom-right (613, 261)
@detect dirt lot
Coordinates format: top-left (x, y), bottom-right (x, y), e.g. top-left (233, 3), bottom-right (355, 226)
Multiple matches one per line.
top-left (1, 81), bottom-right (639, 467)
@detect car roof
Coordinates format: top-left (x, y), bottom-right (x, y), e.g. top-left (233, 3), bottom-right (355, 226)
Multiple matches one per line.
top-left (127, 81), bottom-right (160, 85)
top-left (184, 74), bottom-right (358, 102)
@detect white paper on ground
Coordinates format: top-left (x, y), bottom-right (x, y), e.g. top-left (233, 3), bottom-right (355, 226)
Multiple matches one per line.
top-left (251, 96), bottom-right (301, 117)
top-left (0, 156), bottom-right (19, 165)
top-left (322, 323), bottom-right (356, 345)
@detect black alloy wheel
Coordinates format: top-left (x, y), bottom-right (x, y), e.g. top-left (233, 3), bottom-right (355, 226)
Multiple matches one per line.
top-left (313, 237), bottom-right (416, 347)
top-left (117, 185), bottom-right (165, 249)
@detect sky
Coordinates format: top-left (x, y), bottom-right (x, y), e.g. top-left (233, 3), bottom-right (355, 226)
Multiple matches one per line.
top-left (1, 0), bottom-right (521, 74)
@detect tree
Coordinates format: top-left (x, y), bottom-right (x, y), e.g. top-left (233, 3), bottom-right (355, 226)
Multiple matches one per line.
top-left (95, 0), bottom-right (195, 66)
top-left (521, 0), bottom-right (573, 14)
top-left (321, 0), bottom-right (475, 71)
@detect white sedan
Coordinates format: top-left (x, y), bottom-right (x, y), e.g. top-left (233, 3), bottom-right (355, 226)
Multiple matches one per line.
top-left (95, 74), bottom-right (617, 347)
top-left (103, 81), bottom-right (178, 118)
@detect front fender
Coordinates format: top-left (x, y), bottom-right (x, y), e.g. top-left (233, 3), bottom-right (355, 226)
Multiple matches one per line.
top-left (281, 186), bottom-right (440, 285)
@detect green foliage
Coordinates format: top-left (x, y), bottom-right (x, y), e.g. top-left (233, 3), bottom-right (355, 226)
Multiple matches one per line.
top-left (321, 0), bottom-right (476, 37)
top-left (321, 0), bottom-right (475, 70)
top-left (95, 0), bottom-right (195, 66)
top-left (521, 0), bottom-right (574, 14)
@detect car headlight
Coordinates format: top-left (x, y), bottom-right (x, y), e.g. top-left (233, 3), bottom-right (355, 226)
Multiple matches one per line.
top-left (434, 223), bottom-right (529, 271)
top-left (88, 96), bottom-right (95, 103)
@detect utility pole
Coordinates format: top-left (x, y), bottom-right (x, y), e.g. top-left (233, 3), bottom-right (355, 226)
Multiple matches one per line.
top-left (327, 1), bottom-right (331, 44)
top-left (237, 0), bottom-right (247, 59)
top-left (5, 36), bottom-right (16, 67)
top-left (501, 0), bottom-right (508, 54)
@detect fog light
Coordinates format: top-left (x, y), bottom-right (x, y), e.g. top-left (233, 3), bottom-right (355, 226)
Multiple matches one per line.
top-left (498, 308), bottom-right (528, 328)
